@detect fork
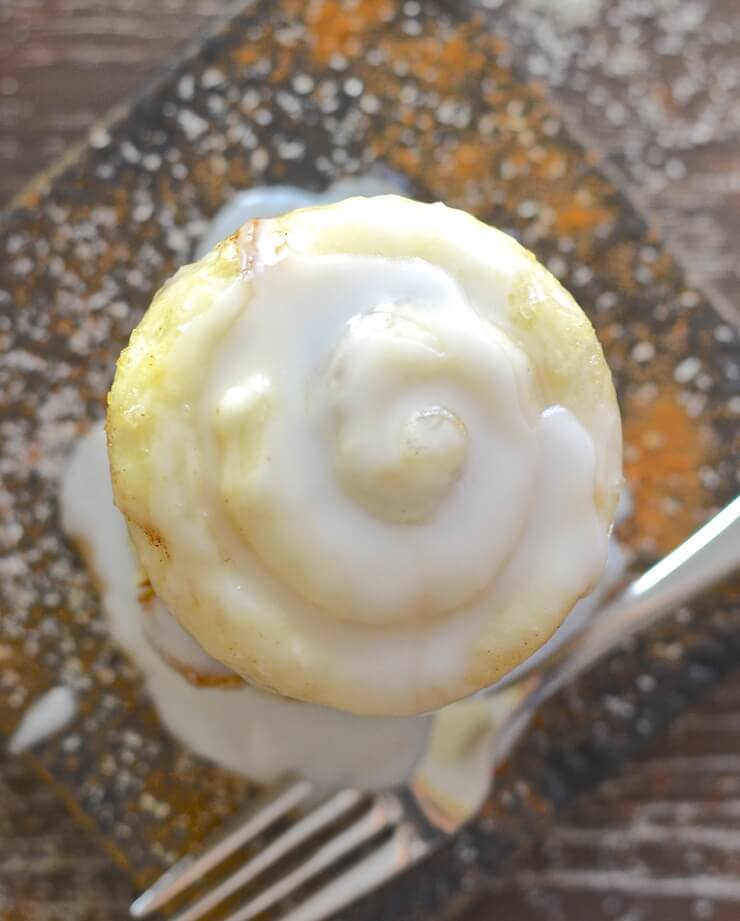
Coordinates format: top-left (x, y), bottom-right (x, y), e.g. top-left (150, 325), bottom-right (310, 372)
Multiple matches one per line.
top-left (131, 495), bottom-right (740, 921)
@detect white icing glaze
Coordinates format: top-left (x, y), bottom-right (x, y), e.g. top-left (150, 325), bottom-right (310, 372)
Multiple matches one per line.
top-left (200, 182), bottom-right (624, 688)
top-left (213, 250), bottom-right (604, 631)
top-left (139, 242), bottom-right (604, 711)
top-left (61, 411), bottom-right (232, 685)
top-left (8, 686), bottom-right (78, 754)
top-left (60, 423), bottom-right (430, 791)
top-left (60, 420), bottom-right (627, 791)
top-left (194, 174), bottom-right (409, 260)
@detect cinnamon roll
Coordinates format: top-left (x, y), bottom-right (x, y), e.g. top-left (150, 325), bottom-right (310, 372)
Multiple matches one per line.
top-left (107, 195), bottom-right (622, 716)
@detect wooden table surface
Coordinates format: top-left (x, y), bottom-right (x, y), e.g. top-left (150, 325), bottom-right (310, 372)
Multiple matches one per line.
top-left (1, 2), bottom-right (739, 920)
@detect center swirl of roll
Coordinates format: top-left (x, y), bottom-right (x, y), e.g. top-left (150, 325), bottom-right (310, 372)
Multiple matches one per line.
top-left (324, 309), bottom-right (469, 524)
top-left (211, 252), bottom-right (541, 628)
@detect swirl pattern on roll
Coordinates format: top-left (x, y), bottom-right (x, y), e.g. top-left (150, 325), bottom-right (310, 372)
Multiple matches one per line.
top-left (108, 196), bottom-right (622, 716)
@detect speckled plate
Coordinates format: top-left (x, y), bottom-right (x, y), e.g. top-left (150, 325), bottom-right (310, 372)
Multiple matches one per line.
top-left (1, 0), bottom-right (738, 918)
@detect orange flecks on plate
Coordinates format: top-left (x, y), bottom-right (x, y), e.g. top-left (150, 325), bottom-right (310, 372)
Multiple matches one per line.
top-left (231, 44), bottom-right (260, 67)
top-left (438, 141), bottom-right (492, 181)
top-left (535, 150), bottom-right (567, 180)
top-left (623, 386), bottom-right (709, 553)
top-left (401, 34), bottom-right (484, 87)
top-left (386, 138), bottom-right (493, 203)
top-left (378, 33), bottom-right (487, 91)
top-left (392, 147), bottom-right (420, 173)
top-left (305, 0), bottom-right (395, 64)
top-left (555, 203), bottom-right (615, 236)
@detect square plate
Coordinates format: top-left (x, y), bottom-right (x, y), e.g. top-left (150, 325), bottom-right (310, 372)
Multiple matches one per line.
top-left (1, 0), bottom-right (738, 916)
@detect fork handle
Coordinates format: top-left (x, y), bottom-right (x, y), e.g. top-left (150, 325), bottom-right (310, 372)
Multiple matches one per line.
top-left (530, 493), bottom-right (740, 703)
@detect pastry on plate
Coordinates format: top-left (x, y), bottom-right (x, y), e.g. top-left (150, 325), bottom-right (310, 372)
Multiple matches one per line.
top-left (107, 195), bottom-right (622, 716)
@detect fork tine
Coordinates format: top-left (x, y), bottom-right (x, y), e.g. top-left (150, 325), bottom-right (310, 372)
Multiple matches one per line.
top-left (221, 793), bottom-right (404, 921)
top-left (129, 775), bottom-right (312, 918)
top-left (276, 821), bottom-right (433, 921)
top-left (170, 789), bottom-right (364, 921)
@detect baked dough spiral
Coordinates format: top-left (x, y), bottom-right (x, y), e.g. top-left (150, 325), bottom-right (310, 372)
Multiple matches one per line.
top-left (107, 195), bottom-right (621, 716)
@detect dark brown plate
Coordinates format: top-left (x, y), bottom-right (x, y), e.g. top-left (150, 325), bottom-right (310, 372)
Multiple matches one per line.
top-left (1, 0), bottom-right (738, 917)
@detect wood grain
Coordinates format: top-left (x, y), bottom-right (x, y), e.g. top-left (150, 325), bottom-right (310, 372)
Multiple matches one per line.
top-left (465, 677), bottom-right (740, 921)
top-left (5, 678), bottom-right (740, 921)
top-left (0, 0), bottom-right (228, 204)
top-left (0, 2), bottom-right (738, 920)
top-left (0, 752), bottom-right (133, 921)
